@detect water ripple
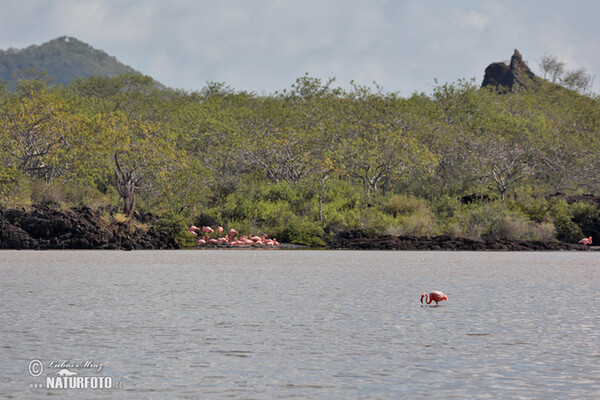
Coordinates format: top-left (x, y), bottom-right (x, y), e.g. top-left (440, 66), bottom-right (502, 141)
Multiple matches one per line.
top-left (1, 250), bottom-right (599, 399)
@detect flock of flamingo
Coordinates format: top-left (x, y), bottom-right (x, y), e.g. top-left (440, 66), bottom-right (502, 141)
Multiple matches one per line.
top-left (187, 225), bottom-right (280, 247)
top-left (187, 226), bottom-right (593, 307)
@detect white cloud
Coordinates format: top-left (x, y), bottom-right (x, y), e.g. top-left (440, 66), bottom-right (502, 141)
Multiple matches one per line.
top-left (457, 10), bottom-right (489, 31)
top-left (0, 0), bottom-right (599, 94)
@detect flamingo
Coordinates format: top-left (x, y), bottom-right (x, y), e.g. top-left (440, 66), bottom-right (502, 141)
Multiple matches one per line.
top-left (218, 235), bottom-right (229, 243)
top-left (197, 239), bottom-right (206, 245)
top-left (187, 225), bottom-right (200, 235)
top-left (578, 236), bottom-right (592, 250)
top-left (201, 226), bottom-right (214, 241)
top-left (421, 291), bottom-right (448, 306)
top-left (229, 229), bottom-right (238, 244)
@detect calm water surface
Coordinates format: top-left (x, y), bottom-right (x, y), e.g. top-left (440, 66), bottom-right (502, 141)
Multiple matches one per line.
top-left (1, 250), bottom-right (599, 399)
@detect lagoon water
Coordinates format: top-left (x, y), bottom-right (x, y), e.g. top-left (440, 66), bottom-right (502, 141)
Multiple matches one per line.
top-left (1, 250), bottom-right (599, 399)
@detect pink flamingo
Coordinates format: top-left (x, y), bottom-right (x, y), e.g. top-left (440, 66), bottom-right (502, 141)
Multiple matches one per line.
top-left (197, 239), bottom-right (206, 245)
top-left (578, 236), bottom-right (592, 250)
top-left (421, 291), bottom-right (448, 306)
top-left (229, 229), bottom-right (238, 244)
top-left (187, 225), bottom-right (200, 235)
top-left (201, 226), bottom-right (214, 241)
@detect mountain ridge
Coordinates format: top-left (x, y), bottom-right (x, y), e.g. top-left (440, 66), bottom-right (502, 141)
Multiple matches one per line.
top-left (0, 36), bottom-right (138, 85)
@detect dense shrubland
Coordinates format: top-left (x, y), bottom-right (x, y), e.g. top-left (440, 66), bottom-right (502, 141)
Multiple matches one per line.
top-left (1, 70), bottom-right (599, 246)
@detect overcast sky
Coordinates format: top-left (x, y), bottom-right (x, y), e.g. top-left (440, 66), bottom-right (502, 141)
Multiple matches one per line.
top-left (2, 0), bottom-right (599, 95)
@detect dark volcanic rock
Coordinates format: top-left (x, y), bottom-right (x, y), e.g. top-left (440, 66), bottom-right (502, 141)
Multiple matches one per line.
top-left (328, 230), bottom-right (582, 251)
top-left (482, 62), bottom-right (513, 90)
top-left (482, 49), bottom-right (538, 92)
top-left (0, 205), bottom-right (180, 250)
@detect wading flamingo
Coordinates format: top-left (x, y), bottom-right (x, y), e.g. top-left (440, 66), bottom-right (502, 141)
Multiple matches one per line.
top-left (578, 236), bottom-right (592, 250)
top-left (421, 291), bottom-right (448, 306)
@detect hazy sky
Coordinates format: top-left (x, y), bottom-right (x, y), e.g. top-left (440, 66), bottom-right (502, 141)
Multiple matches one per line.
top-left (2, 0), bottom-right (599, 95)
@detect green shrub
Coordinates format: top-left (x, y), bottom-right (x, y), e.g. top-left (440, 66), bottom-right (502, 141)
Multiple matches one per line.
top-left (0, 169), bottom-right (32, 208)
top-left (547, 198), bottom-right (585, 243)
top-left (454, 203), bottom-right (495, 239)
top-left (467, 204), bottom-right (556, 242)
top-left (358, 207), bottom-right (395, 236)
top-left (402, 212), bottom-right (438, 237)
top-left (441, 221), bottom-right (463, 238)
top-left (554, 215), bottom-right (583, 243)
top-left (432, 195), bottom-right (461, 219)
top-left (323, 206), bottom-right (360, 233)
top-left (277, 217), bottom-right (326, 247)
top-left (263, 182), bottom-right (301, 203)
top-left (381, 193), bottom-right (427, 217)
top-left (154, 212), bottom-right (196, 247)
top-left (570, 201), bottom-right (599, 228)
top-left (529, 222), bottom-right (556, 242)
top-left (488, 214), bottom-right (528, 240)
top-left (509, 197), bottom-right (549, 223)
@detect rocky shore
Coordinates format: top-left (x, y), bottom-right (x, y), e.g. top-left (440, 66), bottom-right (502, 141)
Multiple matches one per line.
top-left (0, 205), bottom-right (591, 251)
top-left (328, 230), bottom-right (587, 251)
top-left (0, 205), bottom-right (180, 250)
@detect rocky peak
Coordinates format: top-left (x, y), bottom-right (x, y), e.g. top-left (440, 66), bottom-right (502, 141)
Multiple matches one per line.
top-left (482, 49), bottom-right (537, 92)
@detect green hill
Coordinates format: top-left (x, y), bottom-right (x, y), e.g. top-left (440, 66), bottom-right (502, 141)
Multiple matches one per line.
top-left (0, 36), bottom-right (137, 85)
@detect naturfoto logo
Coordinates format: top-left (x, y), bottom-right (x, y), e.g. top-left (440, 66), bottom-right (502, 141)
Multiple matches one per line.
top-left (28, 359), bottom-right (123, 390)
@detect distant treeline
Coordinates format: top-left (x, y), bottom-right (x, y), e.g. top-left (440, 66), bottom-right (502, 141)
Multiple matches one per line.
top-left (1, 71), bottom-right (599, 246)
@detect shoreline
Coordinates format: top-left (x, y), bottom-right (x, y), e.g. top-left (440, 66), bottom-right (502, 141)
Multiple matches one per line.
top-left (0, 205), bottom-right (593, 251)
top-left (327, 230), bottom-right (591, 251)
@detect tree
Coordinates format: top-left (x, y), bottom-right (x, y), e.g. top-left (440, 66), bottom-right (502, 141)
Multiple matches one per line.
top-left (0, 81), bottom-right (76, 181)
top-left (114, 152), bottom-right (139, 216)
top-left (468, 137), bottom-right (532, 202)
top-left (538, 54), bottom-right (595, 94)
top-left (105, 113), bottom-right (178, 216)
top-left (560, 68), bottom-right (595, 95)
top-left (342, 122), bottom-right (436, 198)
top-left (538, 54), bottom-right (565, 83)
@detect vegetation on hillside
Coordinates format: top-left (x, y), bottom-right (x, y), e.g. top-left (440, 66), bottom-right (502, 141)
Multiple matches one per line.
top-left (1, 65), bottom-right (599, 246)
top-left (0, 37), bottom-right (136, 86)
